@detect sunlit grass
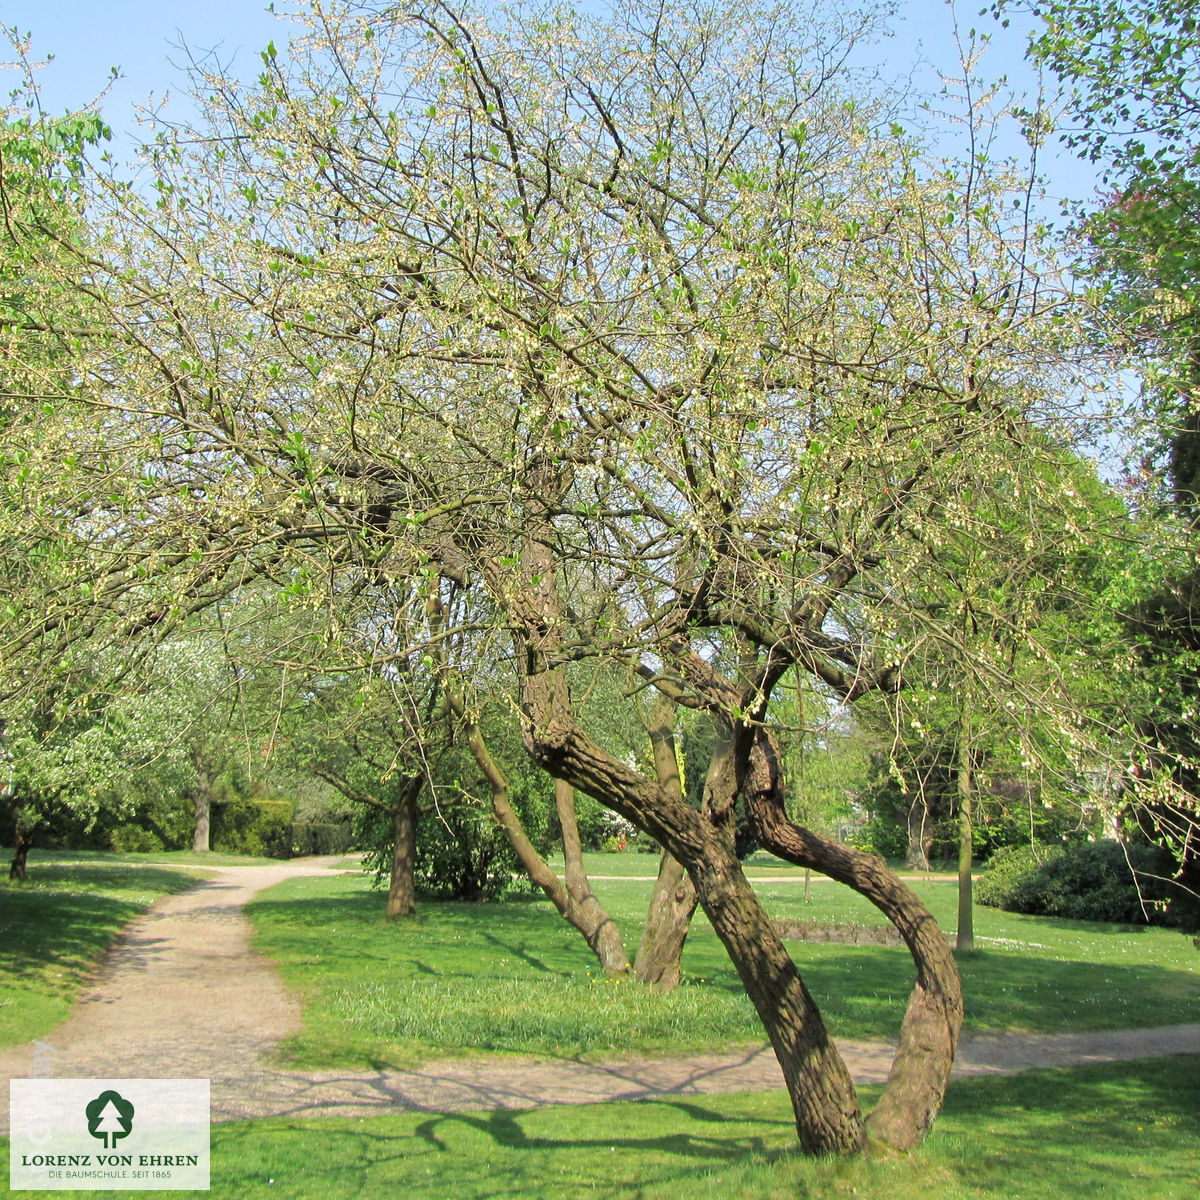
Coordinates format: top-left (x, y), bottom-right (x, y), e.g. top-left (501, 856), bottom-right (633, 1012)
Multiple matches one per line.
top-left (333, 974), bottom-right (756, 1060)
top-left (248, 860), bottom-right (1199, 1070)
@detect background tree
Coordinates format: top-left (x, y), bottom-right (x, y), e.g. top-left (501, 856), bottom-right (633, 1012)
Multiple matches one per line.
top-left (1006, 0), bottom-right (1200, 918)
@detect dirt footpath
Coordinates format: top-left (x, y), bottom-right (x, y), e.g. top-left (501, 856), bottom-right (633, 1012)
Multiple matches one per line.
top-left (2, 858), bottom-right (1196, 1131)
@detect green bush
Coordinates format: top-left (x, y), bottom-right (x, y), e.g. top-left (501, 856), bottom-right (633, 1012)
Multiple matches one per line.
top-left (978, 840), bottom-right (1175, 924)
top-left (847, 812), bottom-right (911, 862)
top-left (413, 801), bottom-right (526, 901)
top-left (976, 843), bottom-right (1065, 910)
top-left (109, 824), bottom-right (166, 854)
top-left (211, 798), bottom-right (294, 858)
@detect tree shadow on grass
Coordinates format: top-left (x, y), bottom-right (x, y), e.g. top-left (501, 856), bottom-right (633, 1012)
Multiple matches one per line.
top-left (212, 1096), bottom-right (797, 1198)
top-left (935, 1055), bottom-right (1200, 1196)
top-left (0, 866), bottom-right (199, 980)
top-left (787, 943), bottom-right (1200, 1040)
top-left (207, 1058), bottom-right (1200, 1199)
top-left (411, 1100), bottom-right (784, 1162)
top-left (479, 929), bottom-right (555, 974)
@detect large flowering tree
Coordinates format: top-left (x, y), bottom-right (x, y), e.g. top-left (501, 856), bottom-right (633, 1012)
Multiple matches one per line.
top-left (3, 0), bottom-right (1130, 1155)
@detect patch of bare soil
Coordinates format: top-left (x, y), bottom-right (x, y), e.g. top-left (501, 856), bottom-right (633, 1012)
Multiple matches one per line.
top-left (775, 919), bottom-right (905, 946)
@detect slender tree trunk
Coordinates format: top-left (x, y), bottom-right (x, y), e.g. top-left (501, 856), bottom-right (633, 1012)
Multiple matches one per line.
top-left (387, 790), bottom-right (419, 919)
top-left (906, 796), bottom-right (932, 872)
top-left (190, 750), bottom-right (212, 853)
top-left (555, 778), bottom-right (630, 975)
top-left (956, 717), bottom-right (975, 954)
top-left (634, 697), bottom-right (697, 989)
top-left (455, 704), bottom-right (630, 976)
top-left (10, 821), bottom-right (32, 881)
top-left (310, 767), bottom-right (422, 918)
top-left (191, 789), bottom-right (211, 854)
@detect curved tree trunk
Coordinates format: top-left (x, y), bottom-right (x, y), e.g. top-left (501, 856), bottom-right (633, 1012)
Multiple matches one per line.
top-left (747, 734), bottom-right (963, 1152)
top-left (457, 706), bottom-right (630, 976)
top-left (689, 838), bottom-right (867, 1154)
top-left (505, 519), bottom-right (866, 1153)
top-left (554, 777), bottom-right (630, 975)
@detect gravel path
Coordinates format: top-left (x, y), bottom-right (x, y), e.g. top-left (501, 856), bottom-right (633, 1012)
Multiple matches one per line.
top-left (3, 858), bottom-right (1196, 1131)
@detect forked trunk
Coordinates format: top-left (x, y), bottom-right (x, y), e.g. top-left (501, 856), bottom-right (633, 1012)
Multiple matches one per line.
top-left (689, 838), bottom-right (866, 1155)
top-left (747, 733), bottom-right (963, 1153)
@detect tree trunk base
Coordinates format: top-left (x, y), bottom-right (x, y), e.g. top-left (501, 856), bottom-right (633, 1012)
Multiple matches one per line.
top-left (634, 851), bottom-right (697, 990)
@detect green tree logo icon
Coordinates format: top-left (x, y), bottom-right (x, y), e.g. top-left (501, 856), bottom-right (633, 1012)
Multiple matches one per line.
top-left (85, 1090), bottom-right (135, 1149)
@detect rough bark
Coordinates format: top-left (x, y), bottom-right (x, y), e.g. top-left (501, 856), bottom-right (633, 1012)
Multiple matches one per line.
top-left (690, 838), bottom-right (867, 1154)
top-left (747, 734), bottom-right (963, 1153)
top-left (520, 697), bottom-right (873, 1152)
top-left (634, 697), bottom-right (698, 990)
top-left (506, 517), bottom-right (869, 1153)
top-left (635, 851), bottom-right (697, 989)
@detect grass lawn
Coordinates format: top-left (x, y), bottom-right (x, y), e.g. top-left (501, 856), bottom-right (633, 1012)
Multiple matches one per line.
top-left (3, 1057), bottom-right (1195, 1198)
top-left (3, 849), bottom-right (1197, 1197)
top-left (0, 848), bottom-right (280, 1048)
top-left (248, 853), bottom-right (1200, 1071)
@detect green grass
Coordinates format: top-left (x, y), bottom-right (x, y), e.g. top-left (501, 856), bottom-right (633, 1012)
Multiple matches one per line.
top-left (0, 851), bottom-right (204, 1047)
top-left (4, 1057), bottom-right (1196, 1198)
top-left (247, 860), bottom-right (1200, 1071)
top-left (2, 845), bottom-right (290, 869)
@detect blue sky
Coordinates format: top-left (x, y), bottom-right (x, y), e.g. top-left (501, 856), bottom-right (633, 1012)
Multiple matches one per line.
top-left (1, 0), bottom-right (1102, 213)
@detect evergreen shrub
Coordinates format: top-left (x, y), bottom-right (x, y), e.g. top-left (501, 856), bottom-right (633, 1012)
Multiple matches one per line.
top-left (978, 840), bottom-right (1174, 923)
